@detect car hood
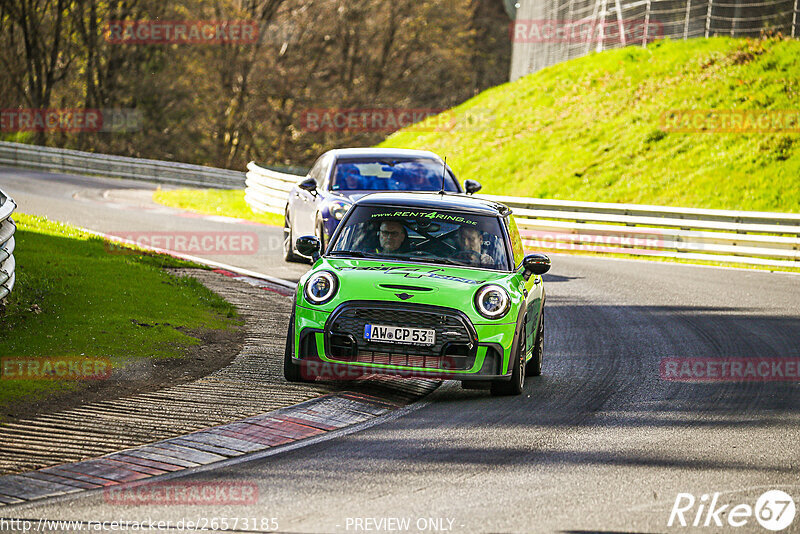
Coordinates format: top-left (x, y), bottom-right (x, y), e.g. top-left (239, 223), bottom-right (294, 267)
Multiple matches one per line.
top-left (298, 257), bottom-right (522, 323)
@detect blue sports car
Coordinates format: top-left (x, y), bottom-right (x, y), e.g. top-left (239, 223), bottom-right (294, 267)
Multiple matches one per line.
top-left (283, 148), bottom-right (482, 262)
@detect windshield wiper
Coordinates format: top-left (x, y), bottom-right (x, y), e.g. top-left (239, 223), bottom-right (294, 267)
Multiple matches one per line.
top-left (381, 254), bottom-right (462, 266)
top-left (427, 257), bottom-right (461, 265)
top-left (328, 250), bottom-right (388, 259)
top-left (329, 251), bottom-right (464, 266)
top-left (329, 250), bottom-right (367, 257)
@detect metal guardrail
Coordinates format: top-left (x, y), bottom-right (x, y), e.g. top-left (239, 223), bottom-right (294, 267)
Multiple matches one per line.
top-left (244, 161), bottom-right (300, 215)
top-left (0, 141), bottom-right (245, 189)
top-left (484, 195), bottom-right (800, 269)
top-left (0, 189), bottom-right (17, 302)
top-left (245, 161), bottom-right (800, 269)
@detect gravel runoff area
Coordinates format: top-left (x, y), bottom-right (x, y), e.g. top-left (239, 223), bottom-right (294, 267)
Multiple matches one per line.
top-left (0, 269), bottom-right (439, 476)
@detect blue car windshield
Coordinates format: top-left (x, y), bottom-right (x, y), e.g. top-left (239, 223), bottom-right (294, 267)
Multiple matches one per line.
top-left (329, 205), bottom-right (510, 271)
top-left (331, 159), bottom-right (459, 192)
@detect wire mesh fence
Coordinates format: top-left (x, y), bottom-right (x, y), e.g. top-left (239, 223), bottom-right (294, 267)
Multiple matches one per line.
top-left (510, 0), bottom-right (798, 79)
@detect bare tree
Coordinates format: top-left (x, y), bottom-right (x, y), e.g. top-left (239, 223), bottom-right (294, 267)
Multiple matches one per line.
top-left (0, 0), bottom-right (77, 144)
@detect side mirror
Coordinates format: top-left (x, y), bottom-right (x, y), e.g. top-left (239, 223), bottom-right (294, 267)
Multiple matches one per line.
top-left (522, 253), bottom-right (550, 280)
top-left (299, 177), bottom-right (317, 194)
top-left (464, 180), bottom-right (482, 195)
top-left (296, 235), bottom-right (322, 262)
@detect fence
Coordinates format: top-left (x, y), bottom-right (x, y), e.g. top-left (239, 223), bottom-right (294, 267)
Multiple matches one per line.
top-left (244, 161), bottom-right (800, 269)
top-left (0, 189), bottom-right (17, 302)
top-left (510, 0), bottom-right (799, 79)
top-left (0, 141), bottom-right (245, 189)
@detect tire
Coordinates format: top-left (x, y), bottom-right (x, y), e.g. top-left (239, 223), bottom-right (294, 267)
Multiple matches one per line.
top-left (525, 310), bottom-right (544, 377)
top-left (283, 310), bottom-right (308, 382)
top-left (491, 323), bottom-right (526, 396)
top-left (283, 209), bottom-right (304, 263)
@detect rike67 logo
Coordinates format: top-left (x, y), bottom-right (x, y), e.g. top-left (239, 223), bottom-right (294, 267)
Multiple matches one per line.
top-left (669, 490), bottom-right (795, 531)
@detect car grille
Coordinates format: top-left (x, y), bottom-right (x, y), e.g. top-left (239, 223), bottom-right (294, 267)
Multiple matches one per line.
top-left (326, 302), bottom-right (476, 369)
top-left (350, 350), bottom-right (469, 370)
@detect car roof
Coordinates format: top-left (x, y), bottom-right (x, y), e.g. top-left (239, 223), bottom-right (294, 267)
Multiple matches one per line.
top-left (353, 192), bottom-right (510, 216)
top-left (325, 148), bottom-right (443, 161)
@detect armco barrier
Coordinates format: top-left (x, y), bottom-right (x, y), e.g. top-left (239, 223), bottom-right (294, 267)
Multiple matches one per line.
top-left (1, 142), bottom-right (796, 270)
top-left (483, 195), bottom-right (800, 268)
top-left (244, 161), bottom-right (800, 269)
top-left (244, 161), bottom-right (302, 215)
top-left (0, 189), bottom-right (17, 302)
top-left (0, 141), bottom-right (245, 189)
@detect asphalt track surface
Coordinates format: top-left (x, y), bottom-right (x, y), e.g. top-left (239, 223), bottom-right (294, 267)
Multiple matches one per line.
top-left (2, 167), bottom-right (800, 533)
top-left (0, 167), bottom-right (309, 282)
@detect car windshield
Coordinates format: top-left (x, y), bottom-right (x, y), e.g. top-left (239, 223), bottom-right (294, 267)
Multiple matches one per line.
top-left (329, 205), bottom-right (510, 271)
top-left (331, 158), bottom-right (459, 192)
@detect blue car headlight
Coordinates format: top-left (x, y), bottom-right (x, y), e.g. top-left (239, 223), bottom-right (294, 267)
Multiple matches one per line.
top-left (304, 271), bottom-right (338, 305)
top-left (330, 200), bottom-right (352, 221)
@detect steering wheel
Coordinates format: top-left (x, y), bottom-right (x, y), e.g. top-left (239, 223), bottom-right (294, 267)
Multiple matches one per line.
top-left (411, 250), bottom-right (436, 257)
top-left (452, 249), bottom-right (482, 264)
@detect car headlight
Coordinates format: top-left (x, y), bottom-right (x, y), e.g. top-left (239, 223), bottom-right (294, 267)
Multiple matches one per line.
top-left (474, 284), bottom-right (510, 319)
top-left (304, 270), bottom-right (338, 305)
top-left (330, 201), bottom-right (351, 221)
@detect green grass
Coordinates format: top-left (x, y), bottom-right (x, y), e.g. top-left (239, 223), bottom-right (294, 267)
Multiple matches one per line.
top-left (153, 188), bottom-right (283, 226)
top-left (380, 37), bottom-right (800, 213)
top-left (0, 214), bottom-right (239, 413)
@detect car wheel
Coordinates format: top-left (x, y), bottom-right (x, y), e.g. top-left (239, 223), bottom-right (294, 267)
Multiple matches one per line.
top-left (525, 310), bottom-right (544, 377)
top-left (491, 323), bottom-right (525, 396)
top-left (283, 210), bottom-right (304, 263)
top-left (283, 310), bottom-right (308, 382)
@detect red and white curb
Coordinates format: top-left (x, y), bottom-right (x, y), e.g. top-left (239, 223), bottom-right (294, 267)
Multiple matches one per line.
top-left (0, 388), bottom-right (436, 506)
top-left (211, 269), bottom-right (294, 296)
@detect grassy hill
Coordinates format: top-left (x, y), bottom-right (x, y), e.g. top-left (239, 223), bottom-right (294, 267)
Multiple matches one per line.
top-left (380, 37), bottom-right (800, 212)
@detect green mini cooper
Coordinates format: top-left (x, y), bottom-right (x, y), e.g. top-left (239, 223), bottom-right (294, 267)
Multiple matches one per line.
top-left (284, 192), bottom-right (550, 395)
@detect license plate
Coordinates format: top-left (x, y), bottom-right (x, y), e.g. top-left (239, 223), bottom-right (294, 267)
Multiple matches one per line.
top-left (364, 324), bottom-right (436, 346)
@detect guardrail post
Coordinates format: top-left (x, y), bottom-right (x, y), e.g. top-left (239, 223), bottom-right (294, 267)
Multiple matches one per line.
top-left (683, 0), bottom-right (692, 39)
